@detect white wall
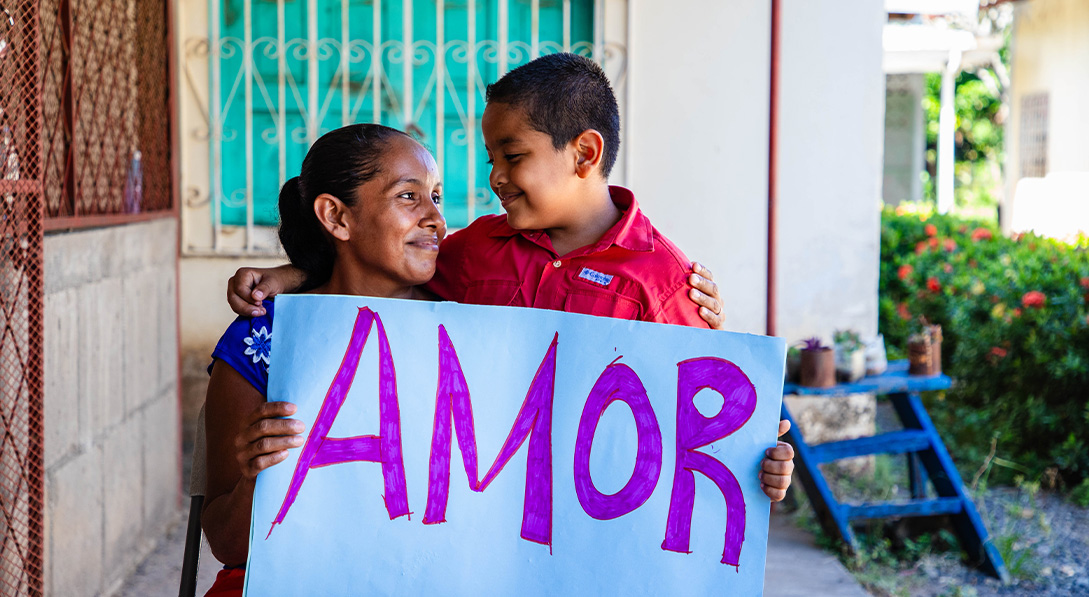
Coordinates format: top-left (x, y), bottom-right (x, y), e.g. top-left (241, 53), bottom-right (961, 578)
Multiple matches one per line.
top-left (627, 0), bottom-right (884, 341)
top-left (775, 0), bottom-right (886, 342)
top-left (627, 0), bottom-right (772, 335)
top-left (1004, 0), bottom-right (1089, 230)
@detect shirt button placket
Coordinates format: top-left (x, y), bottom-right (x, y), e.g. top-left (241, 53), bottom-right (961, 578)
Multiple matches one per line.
top-left (537, 259), bottom-right (563, 310)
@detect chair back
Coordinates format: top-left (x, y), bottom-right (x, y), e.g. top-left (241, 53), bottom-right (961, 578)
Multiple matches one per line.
top-left (179, 405), bottom-right (207, 597)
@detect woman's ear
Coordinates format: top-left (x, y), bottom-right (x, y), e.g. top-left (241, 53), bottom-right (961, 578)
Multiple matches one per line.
top-left (313, 193), bottom-right (352, 241)
top-left (572, 129), bottom-right (605, 179)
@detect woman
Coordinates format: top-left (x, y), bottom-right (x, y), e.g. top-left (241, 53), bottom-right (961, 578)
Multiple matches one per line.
top-left (202, 124), bottom-right (794, 595)
top-left (202, 124), bottom-right (444, 594)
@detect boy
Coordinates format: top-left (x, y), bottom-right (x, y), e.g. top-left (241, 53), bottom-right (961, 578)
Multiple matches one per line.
top-left (227, 53), bottom-right (793, 500)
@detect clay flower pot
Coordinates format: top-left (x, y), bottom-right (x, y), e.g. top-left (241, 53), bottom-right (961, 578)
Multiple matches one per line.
top-left (800, 347), bottom-right (836, 388)
top-left (908, 325), bottom-right (943, 376)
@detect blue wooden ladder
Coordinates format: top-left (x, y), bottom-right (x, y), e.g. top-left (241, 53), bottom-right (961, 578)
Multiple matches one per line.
top-left (781, 361), bottom-right (1009, 582)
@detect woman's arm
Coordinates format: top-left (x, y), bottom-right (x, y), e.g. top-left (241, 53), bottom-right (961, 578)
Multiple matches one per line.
top-left (201, 362), bottom-right (304, 566)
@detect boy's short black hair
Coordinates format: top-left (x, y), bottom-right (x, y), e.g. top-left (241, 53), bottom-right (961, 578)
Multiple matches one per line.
top-left (486, 53), bottom-right (620, 179)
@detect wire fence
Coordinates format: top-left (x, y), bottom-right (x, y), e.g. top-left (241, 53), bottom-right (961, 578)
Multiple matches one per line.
top-left (41, 0), bottom-right (172, 229)
top-left (0, 0), bottom-right (172, 593)
top-left (0, 0), bottom-right (45, 593)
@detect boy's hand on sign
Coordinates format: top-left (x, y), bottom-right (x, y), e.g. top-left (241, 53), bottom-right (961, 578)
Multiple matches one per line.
top-left (236, 401), bottom-right (305, 480)
top-left (759, 419), bottom-right (795, 502)
top-left (688, 262), bottom-right (725, 330)
top-left (227, 264), bottom-right (305, 317)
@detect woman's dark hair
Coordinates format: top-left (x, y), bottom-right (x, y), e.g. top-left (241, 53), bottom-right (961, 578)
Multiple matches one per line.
top-left (278, 124), bottom-right (411, 290)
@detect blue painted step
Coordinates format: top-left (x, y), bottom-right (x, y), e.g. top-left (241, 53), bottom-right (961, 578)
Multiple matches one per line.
top-left (843, 497), bottom-right (963, 521)
top-left (809, 429), bottom-right (931, 462)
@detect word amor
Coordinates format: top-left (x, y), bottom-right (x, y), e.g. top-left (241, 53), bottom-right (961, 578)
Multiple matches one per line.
top-left (267, 308), bottom-right (757, 566)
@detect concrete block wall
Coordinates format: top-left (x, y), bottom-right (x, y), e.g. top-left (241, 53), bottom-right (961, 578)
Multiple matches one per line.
top-left (42, 218), bottom-right (180, 596)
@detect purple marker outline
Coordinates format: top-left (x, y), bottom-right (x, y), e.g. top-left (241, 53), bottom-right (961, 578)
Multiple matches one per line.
top-left (661, 357), bottom-right (757, 568)
top-left (266, 308), bottom-right (409, 539)
top-left (573, 359), bottom-right (663, 520)
top-left (423, 326), bottom-right (557, 547)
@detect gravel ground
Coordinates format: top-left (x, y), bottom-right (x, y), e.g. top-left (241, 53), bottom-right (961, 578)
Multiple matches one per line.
top-left (786, 483), bottom-right (1089, 597)
top-left (900, 486), bottom-right (1089, 597)
top-left (790, 399), bottom-right (1089, 597)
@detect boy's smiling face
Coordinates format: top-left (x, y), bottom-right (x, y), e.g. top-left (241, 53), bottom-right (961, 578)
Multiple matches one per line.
top-left (482, 102), bottom-right (585, 232)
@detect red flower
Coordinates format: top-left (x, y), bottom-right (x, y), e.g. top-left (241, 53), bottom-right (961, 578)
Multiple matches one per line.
top-left (1080, 277), bottom-right (1089, 289)
top-left (898, 264), bottom-right (914, 280)
top-left (990, 347), bottom-right (1007, 359)
top-left (943, 263), bottom-right (954, 274)
top-left (927, 277), bottom-right (942, 293)
top-left (915, 241), bottom-right (928, 255)
top-left (897, 302), bottom-right (911, 320)
top-left (928, 237), bottom-right (939, 249)
top-left (990, 295), bottom-right (1001, 304)
top-left (971, 227), bottom-right (993, 242)
top-left (1012, 308), bottom-right (1022, 317)
top-left (958, 225), bottom-right (969, 234)
top-left (1021, 290), bottom-right (1046, 309)
top-left (925, 223), bottom-right (938, 237)
top-left (942, 238), bottom-right (957, 252)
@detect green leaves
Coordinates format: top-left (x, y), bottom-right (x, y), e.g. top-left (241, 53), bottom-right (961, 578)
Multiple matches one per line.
top-left (880, 208), bottom-right (1089, 488)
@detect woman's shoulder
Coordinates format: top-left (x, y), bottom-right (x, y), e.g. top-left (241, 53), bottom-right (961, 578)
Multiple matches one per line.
top-left (208, 300), bottom-right (276, 395)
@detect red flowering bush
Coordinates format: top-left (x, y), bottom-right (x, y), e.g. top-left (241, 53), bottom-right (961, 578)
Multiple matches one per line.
top-left (881, 207), bottom-right (1089, 487)
top-left (1021, 290), bottom-right (1046, 309)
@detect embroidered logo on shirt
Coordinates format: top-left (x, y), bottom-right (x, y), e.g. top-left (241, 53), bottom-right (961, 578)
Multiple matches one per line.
top-left (577, 267), bottom-right (614, 288)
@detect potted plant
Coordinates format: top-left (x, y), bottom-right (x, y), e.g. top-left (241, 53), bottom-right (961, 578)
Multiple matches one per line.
top-left (785, 345), bottom-right (801, 383)
top-left (863, 334), bottom-right (888, 377)
top-left (907, 322), bottom-right (943, 376)
top-left (833, 329), bottom-right (866, 382)
top-left (799, 337), bottom-right (835, 388)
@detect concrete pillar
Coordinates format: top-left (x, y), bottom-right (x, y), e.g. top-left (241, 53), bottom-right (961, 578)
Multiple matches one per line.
top-left (937, 49), bottom-right (961, 214)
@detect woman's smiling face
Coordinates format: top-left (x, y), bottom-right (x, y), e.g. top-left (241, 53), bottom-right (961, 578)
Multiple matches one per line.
top-left (345, 135), bottom-right (446, 290)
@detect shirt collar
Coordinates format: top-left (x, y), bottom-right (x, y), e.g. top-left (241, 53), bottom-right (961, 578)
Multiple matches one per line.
top-left (486, 186), bottom-right (654, 254)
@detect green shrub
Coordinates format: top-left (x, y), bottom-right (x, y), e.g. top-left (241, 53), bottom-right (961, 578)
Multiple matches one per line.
top-left (1070, 479), bottom-right (1089, 508)
top-left (880, 206), bottom-right (1089, 487)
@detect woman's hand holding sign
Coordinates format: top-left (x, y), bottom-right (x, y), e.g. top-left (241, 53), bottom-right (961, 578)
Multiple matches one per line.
top-left (236, 402), bottom-right (305, 480)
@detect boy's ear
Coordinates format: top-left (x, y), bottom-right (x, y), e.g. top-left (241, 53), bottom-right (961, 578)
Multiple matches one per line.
top-left (572, 129), bottom-right (606, 179)
top-left (313, 193), bottom-right (352, 242)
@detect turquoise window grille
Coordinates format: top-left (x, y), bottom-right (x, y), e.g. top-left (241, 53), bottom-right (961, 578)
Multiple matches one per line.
top-left (211, 0), bottom-right (595, 230)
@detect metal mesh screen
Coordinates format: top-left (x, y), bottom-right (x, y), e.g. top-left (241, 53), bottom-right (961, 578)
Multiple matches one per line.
top-left (41, 0), bottom-right (172, 227)
top-left (1, 0), bottom-right (171, 593)
top-left (0, 0), bottom-right (46, 594)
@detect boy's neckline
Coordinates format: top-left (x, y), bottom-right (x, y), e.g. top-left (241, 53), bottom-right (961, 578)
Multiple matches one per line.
top-left (541, 185), bottom-right (622, 257)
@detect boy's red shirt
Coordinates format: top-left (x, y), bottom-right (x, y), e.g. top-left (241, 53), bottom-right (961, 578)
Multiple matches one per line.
top-left (426, 186), bottom-right (710, 328)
